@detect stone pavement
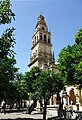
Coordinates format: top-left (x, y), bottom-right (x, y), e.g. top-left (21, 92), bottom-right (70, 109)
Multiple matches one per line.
top-left (0, 112), bottom-right (55, 120)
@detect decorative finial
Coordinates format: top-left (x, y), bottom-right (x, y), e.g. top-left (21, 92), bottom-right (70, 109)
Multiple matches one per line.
top-left (40, 12), bottom-right (42, 16)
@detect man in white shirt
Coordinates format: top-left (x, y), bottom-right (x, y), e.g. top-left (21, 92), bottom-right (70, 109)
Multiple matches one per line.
top-left (1, 99), bottom-right (6, 114)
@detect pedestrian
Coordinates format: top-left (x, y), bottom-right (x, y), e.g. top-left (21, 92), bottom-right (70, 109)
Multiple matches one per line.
top-left (10, 102), bottom-right (13, 112)
top-left (1, 99), bottom-right (6, 114)
top-left (58, 101), bottom-right (63, 117)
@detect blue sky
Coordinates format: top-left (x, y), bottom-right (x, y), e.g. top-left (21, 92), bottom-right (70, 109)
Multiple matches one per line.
top-left (1, 0), bottom-right (82, 73)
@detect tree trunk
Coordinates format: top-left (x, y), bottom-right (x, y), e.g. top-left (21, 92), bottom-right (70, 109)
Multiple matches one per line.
top-left (18, 99), bottom-right (20, 111)
top-left (20, 99), bottom-right (22, 107)
top-left (43, 98), bottom-right (47, 120)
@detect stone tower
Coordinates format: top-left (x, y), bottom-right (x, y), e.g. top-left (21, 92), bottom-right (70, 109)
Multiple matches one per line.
top-left (28, 15), bottom-right (57, 72)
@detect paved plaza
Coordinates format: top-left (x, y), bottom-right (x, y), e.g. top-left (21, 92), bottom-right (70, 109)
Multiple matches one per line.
top-left (0, 112), bottom-right (55, 120)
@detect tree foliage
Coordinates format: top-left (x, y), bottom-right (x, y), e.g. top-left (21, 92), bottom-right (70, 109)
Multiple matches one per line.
top-left (58, 29), bottom-right (82, 86)
top-left (13, 72), bottom-right (28, 100)
top-left (24, 66), bottom-right (64, 120)
top-left (33, 70), bottom-right (63, 100)
top-left (75, 29), bottom-right (82, 45)
top-left (0, 0), bottom-right (15, 25)
top-left (24, 67), bottom-right (41, 97)
top-left (58, 45), bottom-right (76, 85)
top-left (0, 0), bottom-right (18, 101)
top-left (74, 29), bottom-right (82, 85)
top-left (0, 27), bottom-right (15, 59)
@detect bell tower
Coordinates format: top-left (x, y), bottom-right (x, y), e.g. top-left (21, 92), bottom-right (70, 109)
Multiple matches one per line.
top-left (28, 15), bottom-right (56, 71)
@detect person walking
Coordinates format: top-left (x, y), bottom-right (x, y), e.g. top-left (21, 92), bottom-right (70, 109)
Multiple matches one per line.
top-left (10, 102), bottom-right (13, 112)
top-left (1, 99), bottom-right (6, 114)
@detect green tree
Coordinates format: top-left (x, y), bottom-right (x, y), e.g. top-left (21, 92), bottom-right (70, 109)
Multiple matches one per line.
top-left (74, 29), bottom-right (82, 86)
top-left (25, 67), bottom-right (64, 120)
top-left (24, 67), bottom-right (41, 99)
top-left (0, 0), bottom-right (18, 101)
top-left (58, 45), bottom-right (76, 85)
top-left (34, 70), bottom-right (64, 120)
top-left (75, 29), bottom-right (82, 45)
top-left (24, 67), bottom-right (41, 114)
top-left (12, 73), bottom-right (28, 110)
top-left (0, 0), bottom-right (15, 25)
top-left (58, 29), bottom-right (82, 86)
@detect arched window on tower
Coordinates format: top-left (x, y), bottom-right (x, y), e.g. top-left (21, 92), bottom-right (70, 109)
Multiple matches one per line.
top-left (48, 36), bottom-right (50, 43)
top-left (40, 33), bottom-right (42, 40)
top-left (37, 36), bottom-right (38, 40)
top-left (33, 41), bottom-right (34, 45)
top-left (35, 36), bottom-right (36, 44)
top-left (44, 34), bottom-right (46, 41)
top-left (35, 36), bottom-right (36, 40)
top-left (42, 26), bottom-right (45, 31)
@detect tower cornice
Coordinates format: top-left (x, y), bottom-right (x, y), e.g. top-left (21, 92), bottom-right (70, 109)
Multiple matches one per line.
top-left (31, 40), bottom-right (52, 50)
top-left (32, 30), bottom-right (51, 39)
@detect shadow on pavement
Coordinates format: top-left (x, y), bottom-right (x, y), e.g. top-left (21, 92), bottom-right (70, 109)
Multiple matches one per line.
top-left (1, 117), bottom-right (74, 120)
top-left (0, 118), bottom-right (42, 120)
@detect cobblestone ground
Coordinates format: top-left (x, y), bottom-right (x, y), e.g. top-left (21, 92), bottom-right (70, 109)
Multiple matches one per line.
top-left (0, 112), bottom-right (55, 120)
